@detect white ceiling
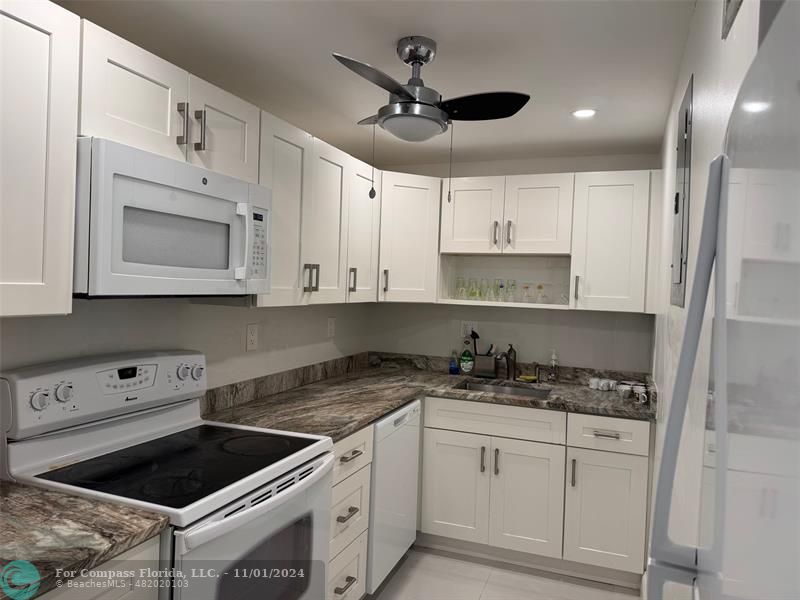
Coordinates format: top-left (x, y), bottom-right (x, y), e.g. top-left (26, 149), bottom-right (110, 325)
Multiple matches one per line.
top-left (59, 0), bottom-right (695, 167)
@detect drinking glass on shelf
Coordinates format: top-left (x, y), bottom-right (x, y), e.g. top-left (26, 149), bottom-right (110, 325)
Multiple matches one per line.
top-left (522, 285), bottom-right (532, 303)
top-left (467, 278), bottom-right (480, 300)
top-left (506, 279), bottom-right (518, 302)
top-left (485, 284), bottom-right (497, 302)
top-left (497, 281), bottom-right (507, 302)
top-left (479, 278), bottom-right (489, 300)
top-left (455, 277), bottom-right (467, 300)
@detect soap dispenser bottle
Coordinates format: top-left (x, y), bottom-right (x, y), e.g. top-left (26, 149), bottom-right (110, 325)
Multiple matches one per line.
top-left (547, 348), bottom-right (559, 382)
top-left (506, 344), bottom-right (517, 380)
top-left (459, 338), bottom-right (474, 374)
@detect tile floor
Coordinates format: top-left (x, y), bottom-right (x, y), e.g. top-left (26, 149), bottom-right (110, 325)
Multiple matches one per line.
top-left (375, 548), bottom-right (639, 600)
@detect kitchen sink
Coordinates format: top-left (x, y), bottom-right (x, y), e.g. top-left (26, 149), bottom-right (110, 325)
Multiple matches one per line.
top-left (456, 381), bottom-right (552, 399)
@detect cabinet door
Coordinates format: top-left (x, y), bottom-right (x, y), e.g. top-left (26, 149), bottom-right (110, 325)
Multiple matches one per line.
top-left (379, 172), bottom-right (441, 303)
top-left (570, 171), bottom-right (650, 312)
top-left (302, 139), bottom-right (349, 304)
top-left (256, 112), bottom-right (312, 307)
top-left (488, 438), bottom-right (565, 558)
top-left (563, 447), bottom-right (648, 573)
top-left (80, 20), bottom-right (188, 161)
top-left (0, 1), bottom-right (79, 316)
top-left (187, 75), bottom-right (260, 183)
top-left (346, 159), bottom-right (380, 303)
top-left (504, 173), bottom-right (574, 254)
top-left (421, 428), bottom-right (490, 544)
top-left (440, 177), bottom-right (505, 253)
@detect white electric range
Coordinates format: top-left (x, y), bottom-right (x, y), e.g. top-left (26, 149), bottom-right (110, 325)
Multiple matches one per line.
top-left (0, 351), bottom-right (333, 600)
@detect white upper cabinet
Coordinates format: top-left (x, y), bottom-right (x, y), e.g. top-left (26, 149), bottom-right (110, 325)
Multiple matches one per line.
top-left (80, 20), bottom-right (188, 162)
top-left (0, 0), bottom-right (80, 316)
top-left (346, 159), bottom-right (381, 303)
top-left (186, 75), bottom-right (260, 183)
top-left (379, 172), bottom-right (441, 303)
top-left (256, 112), bottom-right (312, 307)
top-left (440, 177), bottom-right (505, 253)
top-left (302, 139), bottom-right (349, 304)
top-left (563, 447), bottom-right (648, 573)
top-left (504, 173), bottom-right (574, 254)
top-left (570, 171), bottom-right (650, 312)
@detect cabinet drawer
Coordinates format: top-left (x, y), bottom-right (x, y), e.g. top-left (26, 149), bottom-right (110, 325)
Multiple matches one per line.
top-left (327, 530), bottom-right (368, 600)
top-left (330, 464), bottom-right (371, 557)
top-left (567, 414), bottom-right (650, 456)
top-left (333, 426), bottom-right (374, 485)
top-left (425, 397), bottom-right (566, 445)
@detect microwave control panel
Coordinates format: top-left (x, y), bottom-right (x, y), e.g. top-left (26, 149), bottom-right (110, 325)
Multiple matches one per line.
top-left (250, 207), bottom-right (268, 280)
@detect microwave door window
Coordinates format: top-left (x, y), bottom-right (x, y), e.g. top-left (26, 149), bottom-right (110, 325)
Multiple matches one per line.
top-left (122, 206), bottom-right (230, 270)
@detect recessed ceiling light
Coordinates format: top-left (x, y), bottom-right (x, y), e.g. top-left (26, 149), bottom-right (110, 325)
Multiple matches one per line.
top-left (572, 108), bottom-right (597, 119)
top-left (742, 101), bottom-right (771, 113)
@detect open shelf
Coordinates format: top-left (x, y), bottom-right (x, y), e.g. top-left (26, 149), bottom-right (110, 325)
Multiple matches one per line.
top-left (438, 298), bottom-right (570, 310)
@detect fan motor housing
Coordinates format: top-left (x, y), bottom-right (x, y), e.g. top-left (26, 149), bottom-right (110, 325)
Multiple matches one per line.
top-left (397, 36), bottom-right (437, 65)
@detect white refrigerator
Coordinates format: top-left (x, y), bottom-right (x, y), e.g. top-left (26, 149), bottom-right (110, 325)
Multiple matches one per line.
top-left (648, 3), bottom-right (800, 600)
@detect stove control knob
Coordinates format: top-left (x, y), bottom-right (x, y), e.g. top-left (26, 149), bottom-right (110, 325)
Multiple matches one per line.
top-left (55, 384), bottom-right (73, 403)
top-left (176, 364), bottom-right (191, 380)
top-left (191, 365), bottom-right (205, 381)
top-left (30, 391), bottom-right (50, 411)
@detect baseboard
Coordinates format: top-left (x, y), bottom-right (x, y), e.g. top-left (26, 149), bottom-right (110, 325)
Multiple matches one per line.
top-left (414, 532), bottom-right (642, 591)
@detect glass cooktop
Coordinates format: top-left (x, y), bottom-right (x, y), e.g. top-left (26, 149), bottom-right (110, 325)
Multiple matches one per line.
top-left (37, 425), bottom-right (317, 508)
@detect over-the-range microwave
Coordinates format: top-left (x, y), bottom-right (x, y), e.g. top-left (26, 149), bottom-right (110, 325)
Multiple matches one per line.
top-left (74, 137), bottom-right (271, 297)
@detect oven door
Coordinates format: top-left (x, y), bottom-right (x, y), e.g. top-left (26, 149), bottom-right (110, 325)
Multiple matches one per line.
top-left (172, 454), bottom-right (333, 600)
top-left (85, 137), bottom-right (252, 296)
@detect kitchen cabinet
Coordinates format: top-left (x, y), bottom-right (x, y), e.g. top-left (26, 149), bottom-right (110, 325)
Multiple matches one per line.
top-left (440, 177), bottom-right (505, 253)
top-left (39, 537), bottom-right (159, 599)
top-left (80, 20), bottom-right (188, 162)
top-left (379, 172), bottom-right (441, 303)
top-left (256, 112), bottom-right (313, 307)
top-left (570, 170), bottom-right (650, 312)
top-left (0, 0), bottom-right (79, 317)
top-left (186, 75), bottom-right (260, 183)
top-left (487, 437), bottom-right (565, 557)
top-left (440, 174), bottom-right (573, 255)
top-left (80, 21), bottom-right (260, 182)
top-left (302, 139), bottom-right (350, 304)
top-left (563, 446), bottom-right (648, 573)
top-left (504, 173), bottom-right (574, 254)
top-left (346, 159), bottom-right (381, 303)
top-left (327, 530), bottom-right (368, 600)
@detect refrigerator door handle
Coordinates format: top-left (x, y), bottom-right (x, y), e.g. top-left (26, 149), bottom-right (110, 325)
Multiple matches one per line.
top-left (648, 155), bottom-right (729, 579)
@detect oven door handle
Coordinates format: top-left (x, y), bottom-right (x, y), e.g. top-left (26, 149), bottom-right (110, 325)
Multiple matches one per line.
top-left (179, 454), bottom-right (333, 553)
top-left (234, 202), bottom-right (249, 281)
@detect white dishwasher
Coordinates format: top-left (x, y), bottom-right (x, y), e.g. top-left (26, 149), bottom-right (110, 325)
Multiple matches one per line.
top-left (366, 399), bottom-right (421, 594)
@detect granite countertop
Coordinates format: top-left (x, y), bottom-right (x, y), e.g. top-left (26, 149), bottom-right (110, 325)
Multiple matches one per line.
top-left (0, 481), bottom-right (168, 599)
top-left (206, 366), bottom-right (655, 442)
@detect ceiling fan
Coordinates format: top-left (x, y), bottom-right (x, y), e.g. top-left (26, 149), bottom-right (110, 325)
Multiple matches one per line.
top-left (333, 36), bottom-right (530, 142)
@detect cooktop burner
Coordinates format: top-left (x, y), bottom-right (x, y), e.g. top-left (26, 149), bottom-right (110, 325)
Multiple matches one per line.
top-left (36, 425), bottom-right (317, 508)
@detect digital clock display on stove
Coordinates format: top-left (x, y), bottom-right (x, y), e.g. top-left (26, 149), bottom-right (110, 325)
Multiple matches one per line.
top-left (117, 366), bottom-right (138, 380)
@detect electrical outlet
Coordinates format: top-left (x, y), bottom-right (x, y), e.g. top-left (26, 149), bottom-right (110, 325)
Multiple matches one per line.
top-left (327, 317), bottom-right (336, 339)
top-left (461, 321), bottom-right (478, 337)
top-left (246, 323), bottom-right (259, 352)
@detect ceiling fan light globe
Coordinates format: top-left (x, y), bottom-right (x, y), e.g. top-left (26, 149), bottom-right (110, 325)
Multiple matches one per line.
top-left (381, 114), bottom-right (446, 142)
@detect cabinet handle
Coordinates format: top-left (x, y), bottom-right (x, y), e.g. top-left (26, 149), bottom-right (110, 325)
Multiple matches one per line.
top-left (571, 458), bottom-right (577, 487)
top-left (348, 267), bottom-right (357, 292)
top-left (494, 448), bottom-right (500, 476)
top-left (303, 264), bottom-right (314, 292)
top-left (506, 220), bottom-right (513, 246)
top-left (593, 430), bottom-right (621, 440)
top-left (383, 269), bottom-right (389, 292)
top-left (334, 576), bottom-right (357, 595)
top-left (574, 275), bottom-right (580, 300)
top-left (336, 506), bottom-right (359, 523)
top-left (312, 264), bottom-right (320, 292)
top-left (493, 221), bottom-right (499, 246)
top-left (176, 102), bottom-right (189, 145)
top-left (194, 109), bottom-right (207, 151)
top-left (480, 446), bottom-right (486, 473)
top-left (339, 449), bottom-right (363, 463)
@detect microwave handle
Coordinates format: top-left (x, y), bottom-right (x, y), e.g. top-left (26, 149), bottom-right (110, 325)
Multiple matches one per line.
top-left (235, 203), bottom-right (249, 281)
top-left (179, 454), bottom-right (333, 553)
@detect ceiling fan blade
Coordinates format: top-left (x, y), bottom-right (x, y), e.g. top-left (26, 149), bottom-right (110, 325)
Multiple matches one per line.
top-left (332, 53), bottom-right (415, 101)
top-left (357, 114), bottom-right (379, 125)
top-left (441, 92), bottom-right (530, 121)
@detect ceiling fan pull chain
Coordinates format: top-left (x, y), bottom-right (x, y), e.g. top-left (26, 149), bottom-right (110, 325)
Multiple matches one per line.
top-left (369, 124), bottom-right (377, 199)
top-left (447, 122), bottom-right (454, 203)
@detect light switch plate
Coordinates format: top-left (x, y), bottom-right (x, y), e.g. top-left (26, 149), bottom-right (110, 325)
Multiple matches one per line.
top-left (460, 321), bottom-right (478, 337)
top-left (246, 323), bottom-right (259, 351)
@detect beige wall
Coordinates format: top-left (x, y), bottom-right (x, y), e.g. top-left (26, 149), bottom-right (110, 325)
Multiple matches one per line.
top-left (650, 0), bottom-right (759, 594)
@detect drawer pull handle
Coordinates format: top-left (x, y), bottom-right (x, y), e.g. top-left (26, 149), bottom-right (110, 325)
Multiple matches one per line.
top-left (593, 430), bottom-right (622, 440)
top-left (336, 506), bottom-right (359, 523)
top-left (334, 576), bottom-right (357, 595)
top-left (571, 458), bottom-right (577, 487)
top-left (494, 448), bottom-right (500, 476)
top-left (339, 449), bottom-right (363, 464)
top-left (480, 446), bottom-right (486, 473)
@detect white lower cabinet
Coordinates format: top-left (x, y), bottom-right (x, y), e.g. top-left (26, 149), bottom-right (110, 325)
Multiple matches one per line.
top-left (327, 530), bottom-right (368, 600)
top-left (563, 446), bottom-right (648, 573)
top-left (40, 537), bottom-right (159, 599)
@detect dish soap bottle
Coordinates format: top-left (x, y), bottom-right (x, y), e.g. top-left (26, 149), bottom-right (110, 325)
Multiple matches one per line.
top-left (459, 338), bottom-right (474, 374)
top-left (547, 348), bottom-right (559, 382)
